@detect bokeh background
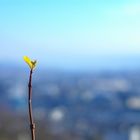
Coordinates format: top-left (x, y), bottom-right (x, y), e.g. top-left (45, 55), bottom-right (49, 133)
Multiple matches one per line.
top-left (0, 0), bottom-right (140, 140)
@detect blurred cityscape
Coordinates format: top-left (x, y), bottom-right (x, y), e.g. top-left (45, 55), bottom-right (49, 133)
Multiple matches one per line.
top-left (1, 66), bottom-right (140, 140)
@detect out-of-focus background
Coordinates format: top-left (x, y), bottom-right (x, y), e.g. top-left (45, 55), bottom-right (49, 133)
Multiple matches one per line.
top-left (1, 0), bottom-right (140, 140)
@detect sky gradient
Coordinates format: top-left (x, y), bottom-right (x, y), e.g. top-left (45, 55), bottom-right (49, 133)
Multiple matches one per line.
top-left (0, 0), bottom-right (140, 71)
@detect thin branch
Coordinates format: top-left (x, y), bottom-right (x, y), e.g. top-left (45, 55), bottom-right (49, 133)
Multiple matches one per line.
top-left (28, 69), bottom-right (35, 140)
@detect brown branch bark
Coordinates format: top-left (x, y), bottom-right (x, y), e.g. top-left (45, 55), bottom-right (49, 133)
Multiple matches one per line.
top-left (28, 69), bottom-right (35, 140)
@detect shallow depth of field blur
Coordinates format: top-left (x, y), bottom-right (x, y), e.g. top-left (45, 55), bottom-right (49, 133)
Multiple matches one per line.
top-left (1, 0), bottom-right (140, 140)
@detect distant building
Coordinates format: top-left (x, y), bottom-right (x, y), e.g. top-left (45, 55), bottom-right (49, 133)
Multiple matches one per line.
top-left (129, 126), bottom-right (140, 140)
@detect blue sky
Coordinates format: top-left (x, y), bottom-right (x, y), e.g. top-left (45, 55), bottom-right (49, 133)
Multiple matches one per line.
top-left (0, 0), bottom-right (140, 70)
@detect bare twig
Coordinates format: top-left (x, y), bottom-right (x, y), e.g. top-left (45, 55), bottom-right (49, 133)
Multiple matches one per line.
top-left (28, 69), bottom-right (35, 140)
